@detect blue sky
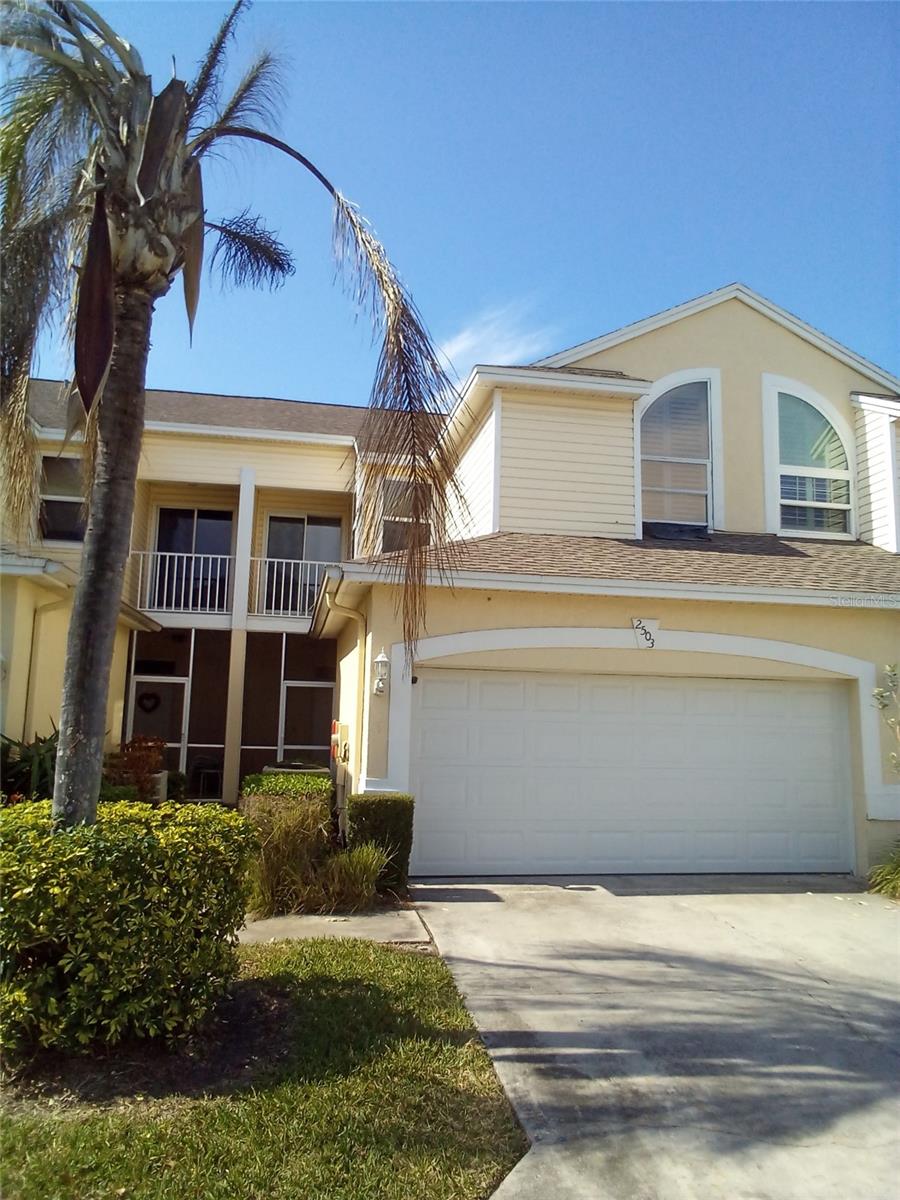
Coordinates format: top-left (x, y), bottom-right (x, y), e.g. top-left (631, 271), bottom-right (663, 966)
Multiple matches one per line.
top-left (37, 1), bottom-right (900, 404)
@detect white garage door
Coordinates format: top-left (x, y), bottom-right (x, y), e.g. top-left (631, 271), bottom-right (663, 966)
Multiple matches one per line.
top-left (410, 669), bottom-right (853, 875)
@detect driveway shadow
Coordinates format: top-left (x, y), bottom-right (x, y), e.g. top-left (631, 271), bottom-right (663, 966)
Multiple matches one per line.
top-left (448, 943), bottom-right (900, 1155)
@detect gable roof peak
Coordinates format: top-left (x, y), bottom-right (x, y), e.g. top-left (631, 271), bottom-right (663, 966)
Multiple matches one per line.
top-left (535, 283), bottom-right (900, 394)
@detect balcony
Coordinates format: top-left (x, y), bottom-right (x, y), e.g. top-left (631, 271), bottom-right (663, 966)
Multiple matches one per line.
top-left (248, 557), bottom-right (336, 619)
top-left (129, 551), bottom-right (337, 621)
top-left (132, 551), bottom-right (234, 614)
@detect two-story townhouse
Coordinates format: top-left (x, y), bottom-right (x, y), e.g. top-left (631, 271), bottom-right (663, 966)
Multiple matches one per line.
top-left (3, 283), bottom-right (898, 877)
top-left (2, 383), bottom-right (365, 803)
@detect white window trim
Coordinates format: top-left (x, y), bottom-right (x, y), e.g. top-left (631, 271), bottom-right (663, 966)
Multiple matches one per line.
top-left (762, 373), bottom-right (857, 540)
top-left (634, 368), bottom-right (724, 534)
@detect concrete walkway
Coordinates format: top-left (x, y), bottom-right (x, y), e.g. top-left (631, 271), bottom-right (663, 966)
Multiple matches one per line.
top-left (240, 907), bottom-right (430, 945)
top-left (415, 876), bottom-right (900, 1200)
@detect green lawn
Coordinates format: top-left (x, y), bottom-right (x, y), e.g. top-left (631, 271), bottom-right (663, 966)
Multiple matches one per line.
top-left (1, 940), bottom-right (526, 1200)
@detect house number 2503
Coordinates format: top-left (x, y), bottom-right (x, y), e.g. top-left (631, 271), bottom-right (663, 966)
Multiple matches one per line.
top-left (631, 618), bottom-right (658, 649)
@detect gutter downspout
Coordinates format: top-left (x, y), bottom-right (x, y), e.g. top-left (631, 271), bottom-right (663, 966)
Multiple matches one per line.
top-left (324, 579), bottom-right (366, 830)
top-left (23, 596), bottom-right (69, 741)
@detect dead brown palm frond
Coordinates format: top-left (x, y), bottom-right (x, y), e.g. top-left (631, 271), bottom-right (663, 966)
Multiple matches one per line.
top-left (190, 121), bottom-right (466, 655)
top-left (332, 195), bottom-right (466, 657)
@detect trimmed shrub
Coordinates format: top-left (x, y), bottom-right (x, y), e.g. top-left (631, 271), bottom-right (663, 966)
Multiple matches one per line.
top-left (241, 792), bottom-right (331, 918)
top-left (241, 772), bottom-right (333, 804)
top-left (869, 840), bottom-right (900, 899)
top-left (315, 843), bottom-right (389, 913)
top-left (346, 793), bottom-right (415, 892)
top-left (0, 801), bottom-right (256, 1053)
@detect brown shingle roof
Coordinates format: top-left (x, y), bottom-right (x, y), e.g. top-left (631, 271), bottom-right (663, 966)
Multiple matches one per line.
top-left (361, 531), bottom-right (900, 595)
top-left (27, 378), bottom-right (367, 438)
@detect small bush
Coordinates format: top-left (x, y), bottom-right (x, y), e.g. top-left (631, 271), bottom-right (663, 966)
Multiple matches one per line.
top-left (167, 770), bottom-right (188, 801)
top-left (0, 728), bottom-right (58, 799)
top-left (869, 840), bottom-right (900, 899)
top-left (0, 801), bottom-right (256, 1053)
top-left (241, 772), bottom-right (333, 804)
top-left (315, 843), bottom-right (389, 913)
top-left (346, 793), bottom-right (415, 892)
top-left (104, 736), bottom-right (165, 804)
top-left (241, 792), bottom-right (331, 918)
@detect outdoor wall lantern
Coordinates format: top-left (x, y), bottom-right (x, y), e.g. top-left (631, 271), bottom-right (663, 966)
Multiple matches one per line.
top-left (373, 648), bottom-right (390, 695)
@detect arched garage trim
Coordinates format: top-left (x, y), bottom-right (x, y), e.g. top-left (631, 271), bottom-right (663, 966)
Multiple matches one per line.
top-left (372, 627), bottom-right (897, 824)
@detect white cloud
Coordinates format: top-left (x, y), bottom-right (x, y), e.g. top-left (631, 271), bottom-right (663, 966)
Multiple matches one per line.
top-left (438, 301), bottom-right (558, 382)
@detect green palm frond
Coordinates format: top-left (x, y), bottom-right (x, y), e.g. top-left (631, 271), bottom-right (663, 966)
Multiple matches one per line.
top-left (207, 211), bottom-right (295, 289)
top-left (217, 49), bottom-right (283, 128)
top-left (1, 33), bottom-right (95, 534)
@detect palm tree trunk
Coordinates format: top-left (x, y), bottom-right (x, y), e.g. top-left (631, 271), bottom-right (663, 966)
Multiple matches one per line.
top-left (52, 286), bottom-right (155, 826)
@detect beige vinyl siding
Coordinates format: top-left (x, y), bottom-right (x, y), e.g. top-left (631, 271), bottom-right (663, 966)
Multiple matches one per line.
top-left (499, 389), bottom-right (636, 537)
top-left (252, 488), bottom-right (352, 558)
top-left (138, 433), bottom-right (355, 490)
top-left (449, 409), bottom-right (495, 540)
top-left (855, 408), bottom-right (899, 552)
top-left (124, 479), bottom-right (152, 604)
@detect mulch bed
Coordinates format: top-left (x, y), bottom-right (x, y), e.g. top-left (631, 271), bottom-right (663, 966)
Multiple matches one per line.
top-left (3, 977), bottom-right (296, 1112)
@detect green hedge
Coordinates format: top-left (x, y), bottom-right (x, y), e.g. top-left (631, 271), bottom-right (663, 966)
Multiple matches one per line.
top-left (346, 793), bottom-right (415, 892)
top-left (0, 801), bottom-right (256, 1053)
top-left (241, 772), bottom-right (333, 803)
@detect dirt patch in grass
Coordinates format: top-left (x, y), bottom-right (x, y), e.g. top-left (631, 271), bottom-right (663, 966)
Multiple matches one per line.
top-left (3, 976), bottom-right (297, 1112)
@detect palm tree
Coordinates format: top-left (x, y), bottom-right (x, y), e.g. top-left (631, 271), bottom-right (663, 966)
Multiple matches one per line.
top-left (1, 0), bottom-right (462, 826)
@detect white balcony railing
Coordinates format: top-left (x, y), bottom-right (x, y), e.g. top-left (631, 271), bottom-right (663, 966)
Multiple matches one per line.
top-left (132, 551), bottom-right (234, 614)
top-left (248, 558), bottom-right (336, 618)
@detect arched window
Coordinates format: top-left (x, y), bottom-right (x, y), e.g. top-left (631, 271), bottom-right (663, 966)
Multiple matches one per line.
top-left (777, 392), bottom-right (851, 533)
top-left (640, 380), bottom-right (710, 530)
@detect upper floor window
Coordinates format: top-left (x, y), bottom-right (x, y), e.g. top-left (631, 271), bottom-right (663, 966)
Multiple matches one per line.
top-left (39, 456), bottom-right (85, 542)
top-left (640, 381), bottom-right (710, 531)
top-left (382, 478), bottom-right (431, 553)
top-left (777, 392), bottom-right (851, 534)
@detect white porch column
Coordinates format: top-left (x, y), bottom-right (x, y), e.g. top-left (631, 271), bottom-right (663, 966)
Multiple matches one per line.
top-left (222, 467), bottom-right (255, 802)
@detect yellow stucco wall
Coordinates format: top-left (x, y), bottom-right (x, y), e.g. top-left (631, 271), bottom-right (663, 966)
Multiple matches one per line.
top-left (1, 576), bottom-right (130, 749)
top-left (342, 582), bottom-right (900, 870)
top-left (571, 298), bottom-right (877, 535)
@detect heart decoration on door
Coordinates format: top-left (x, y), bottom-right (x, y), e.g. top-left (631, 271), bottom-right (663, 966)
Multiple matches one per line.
top-left (137, 692), bottom-right (161, 714)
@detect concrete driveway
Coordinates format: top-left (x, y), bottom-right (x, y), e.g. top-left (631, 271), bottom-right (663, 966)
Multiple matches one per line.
top-left (414, 876), bottom-right (900, 1200)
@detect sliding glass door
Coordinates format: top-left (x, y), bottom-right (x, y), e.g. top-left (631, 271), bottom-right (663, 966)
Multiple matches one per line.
top-left (154, 507), bottom-right (233, 611)
top-left (264, 515), bottom-right (341, 616)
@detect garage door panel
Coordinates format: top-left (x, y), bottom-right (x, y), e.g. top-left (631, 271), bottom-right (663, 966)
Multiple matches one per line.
top-left (410, 670), bottom-right (852, 875)
top-left (586, 681), bottom-right (635, 714)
